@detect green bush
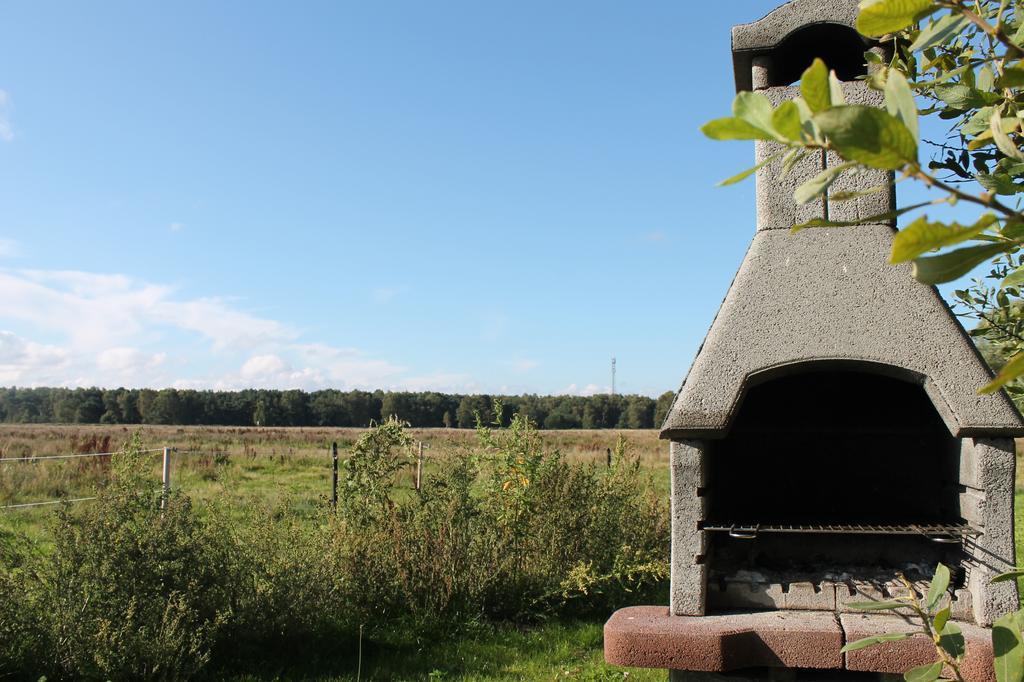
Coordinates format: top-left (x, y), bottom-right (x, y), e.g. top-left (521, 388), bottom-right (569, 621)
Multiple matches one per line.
top-left (0, 418), bottom-right (668, 679)
top-left (326, 408), bottom-right (669, 632)
top-left (0, 529), bottom-right (45, 678)
top-left (41, 435), bottom-right (233, 680)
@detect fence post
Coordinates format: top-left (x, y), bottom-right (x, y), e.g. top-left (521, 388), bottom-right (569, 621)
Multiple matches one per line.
top-left (331, 442), bottom-right (339, 509)
top-left (606, 447), bottom-right (612, 468)
top-left (415, 441), bottom-right (424, 491)
top-left (161, 447), bottom-right (171, 509)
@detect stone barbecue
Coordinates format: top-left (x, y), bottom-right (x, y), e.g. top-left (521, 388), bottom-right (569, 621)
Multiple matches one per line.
top-left (605, 1), bottom-right (1023, 680)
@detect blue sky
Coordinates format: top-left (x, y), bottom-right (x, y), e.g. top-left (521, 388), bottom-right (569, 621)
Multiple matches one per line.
top-left (0, 1), bottom-right (974, 396)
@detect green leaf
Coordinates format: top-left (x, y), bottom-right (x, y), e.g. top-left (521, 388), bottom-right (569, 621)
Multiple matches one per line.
top-left (701, 117), bottom-right (775, 141)
top-left (718, 150), bottom-right (786, 186)
top-left (734, 91), bottom-right (778, 138)
top-left (993, 612), bottom-right (1024, 682)
top-left (794, 162), bottom-right (855, 204)
top-left (981, 352), bottom-right (1024, 394)
top-left (829, 185), bottom-right (886, 201)
top-left (932, 606), bottom-right (950, 633)
top-left (891, 215), bottom-right (997, 264)
top-left (1001, 266), bottom-right (1024, 290)
top-left (912, 242), bottom-right (1013, 284)
top-left (885, 69), bottom-right (919, 141)
top-left (847, 599), bottom-right (911, 611)
top-left (992, 569), bottom-right (1024, 583)
top-left (978, 64), bottom-right (995, 92)
top-left (963, 107), bottom-right (994, 136)
top-left (772, 101), bottom-right (803, 141)
top-left (903, 661), bottom-right (943, 682)
top-left (780, 148), bottom-right (809, 179)
top-left (934, 83), bottom-right (998, 109)
top-left (997, 67), bottom-right (1024, 89)
top-left (814, 105), bottom-right (918, 170)
top-left (829, 70), bottom-right (847, 106)
top-left (1003, 221), bottom-right (1024, 240)
top-left (977, 172), bottom-right (1024, 196)
top-left (801, 58), bottom-right (831, 114)
top-left (857, 0), bottom-right (938, 37)
top-left (927, 562), bottom-right (950, 611)
top-left (992, 109), bottom-right (1024, 160)
top-left (841, 632), bottom-right (913, 652)
top-left (909, 13), bottom-right (970, 51)
top-left (939, 622), bottom-right (965, 659)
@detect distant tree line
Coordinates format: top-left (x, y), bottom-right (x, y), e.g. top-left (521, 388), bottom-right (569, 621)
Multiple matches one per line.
top-left (0, 387), bottom-right (677, 430)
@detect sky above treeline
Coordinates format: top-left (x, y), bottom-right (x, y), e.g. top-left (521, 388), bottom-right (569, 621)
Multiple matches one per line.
top-left (0, 1), bottom-right (969, 397)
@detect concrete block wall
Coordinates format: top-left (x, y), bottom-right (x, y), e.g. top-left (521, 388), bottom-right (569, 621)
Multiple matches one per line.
top-left (670, 440), bottom-right (707, 616)
top-left (754, 82), bottom-right (894, 233)
top-left (960, 438), bottom-right (1018, 626)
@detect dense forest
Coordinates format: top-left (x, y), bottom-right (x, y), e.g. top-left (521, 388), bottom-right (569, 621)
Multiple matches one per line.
top-left (0, 386), bottom-right (677, 430)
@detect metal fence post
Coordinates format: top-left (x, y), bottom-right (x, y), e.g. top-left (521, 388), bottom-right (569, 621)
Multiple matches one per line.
top-left (415, 441), bottom-right (424, 491)
top-left (331, 442), bottom-right (339, 509)
top-left (161, 447), bottom-right (171, 509)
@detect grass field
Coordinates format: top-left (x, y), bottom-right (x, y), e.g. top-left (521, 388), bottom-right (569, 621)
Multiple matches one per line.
top-left (0, 424), bottom-right (668, 543)
top-left (2, 425), bottom-right (1022, 680)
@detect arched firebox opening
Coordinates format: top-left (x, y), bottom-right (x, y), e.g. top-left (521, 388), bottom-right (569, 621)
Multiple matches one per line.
top-left (707, 367), bottom-right (959, 525)
top-left (767, 23), bottom-right (871, 86)
top-left (703, 366), bottom-right (968, 598)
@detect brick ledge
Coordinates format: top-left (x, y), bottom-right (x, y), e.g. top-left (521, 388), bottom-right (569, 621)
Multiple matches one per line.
top-left (604, 606), bottom-right (994, 682)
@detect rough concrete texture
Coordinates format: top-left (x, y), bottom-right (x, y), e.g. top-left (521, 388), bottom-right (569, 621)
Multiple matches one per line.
top-left (604, 606), bottom-right (844, 672)
top-left (732, 0), bottom-right (860, 92)
top-left (660, 225), bottom-right (1024, 439)
top-left (671, 441), bottom-right (708, 616)
top-left (951, 589), bottom-right (975, 622)
top-left (732, 0), bottom-right (858, 51)
top-left (825, 84), bottom-right (895, 223)
top-left (755, 83), bottom-right (894, 232)
top-left (755, 87), bottom-right (827, 232)
top-left (963, 438), bottom-right (1018, 626)
top-left (709, 581), bottom-right (787, 611)
top-left (840, 613), bottom-right (994, 682)
top-left (710, 581), bottom-right (837, 612)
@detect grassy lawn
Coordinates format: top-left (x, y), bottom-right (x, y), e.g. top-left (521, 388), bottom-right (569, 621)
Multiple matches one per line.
top-left (0, 425), bottom-right (669, 545)
top-left (221, 621), bottom-right (661, 681)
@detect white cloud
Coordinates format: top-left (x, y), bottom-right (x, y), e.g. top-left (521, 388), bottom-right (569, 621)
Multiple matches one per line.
top-left (0, 331), bottom-right (71, 385)
top-left (0, 266), bottom-right (488, 392)
top-left (0, 239), bottom-right (19, 258)
top-left (645, 230), bottom-right (666, 242)
top-left (0, 90), bottom-right (13, 142)
top-left (96, 347), bottom-right (165, 373)
top-left (0, 268), bottom-right (295, 352)
top-left (169, 222), bottom-right (185, 232)
top-left (559, 382), bottom-right (608, 396)
top-left (510, 358), bottom-right (539, 372)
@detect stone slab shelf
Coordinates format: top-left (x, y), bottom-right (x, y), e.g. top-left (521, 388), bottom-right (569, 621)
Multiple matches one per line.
top-left (604, 607), bottom-right (995, 682)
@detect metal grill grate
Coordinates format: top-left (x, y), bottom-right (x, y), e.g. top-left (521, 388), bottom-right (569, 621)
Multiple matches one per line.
top-left (700, 522), bottom-right (978, 542)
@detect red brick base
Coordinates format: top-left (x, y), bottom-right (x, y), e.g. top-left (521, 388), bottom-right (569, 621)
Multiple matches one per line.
top-left (604, 607), bottom-right (994, 682)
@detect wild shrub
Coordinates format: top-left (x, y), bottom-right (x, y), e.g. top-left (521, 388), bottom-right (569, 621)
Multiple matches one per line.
top-left (41, 434), bottom-right (233, 680)
top-left (327, 408), bottom-right (669, 632)
top-left (0, 529), bottom-right (46, 679)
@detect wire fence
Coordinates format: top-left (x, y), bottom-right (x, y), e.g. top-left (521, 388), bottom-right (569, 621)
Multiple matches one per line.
top-left (0, 447), bottom-right (168, 512)
top-left (0, 440), bottom-right (435, 513)
top-left (0, 448), bottom-right (165, 463)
